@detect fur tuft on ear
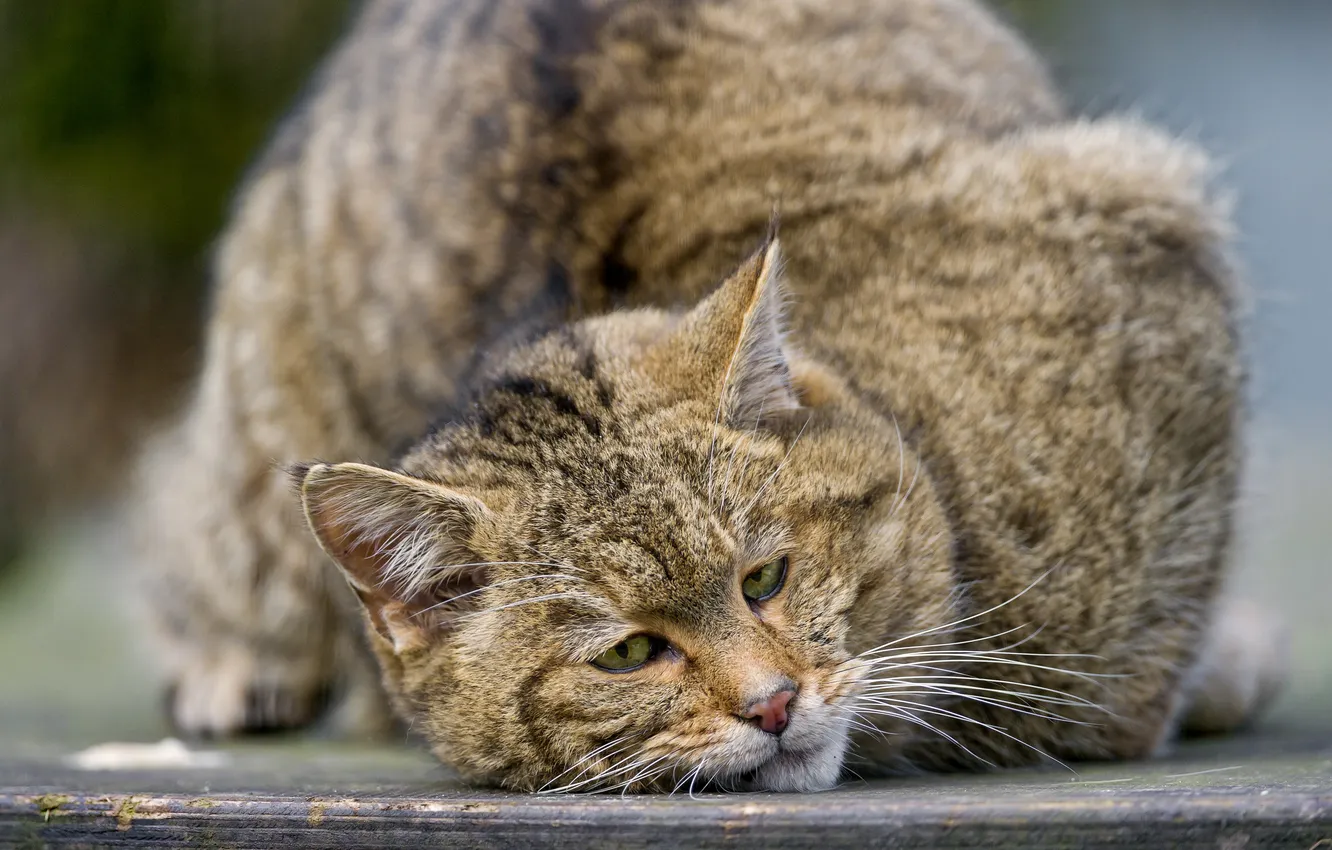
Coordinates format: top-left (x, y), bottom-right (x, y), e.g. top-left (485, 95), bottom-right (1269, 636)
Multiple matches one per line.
top-left (652, 236), bottom-right (800, 426)
top-left (718, 237), bottom-right (797, 426)
top-left (298, 462), bottom-right (492, 653)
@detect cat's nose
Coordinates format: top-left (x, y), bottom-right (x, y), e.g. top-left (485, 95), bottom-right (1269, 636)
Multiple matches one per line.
top-left (742, 682), bottom-right (798, 735)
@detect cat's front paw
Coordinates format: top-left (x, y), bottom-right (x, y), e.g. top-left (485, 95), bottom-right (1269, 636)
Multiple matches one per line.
top-left (1180, 597), bottom-right (1289, 736)
top-left (164, 651), bottom-right (333, 738)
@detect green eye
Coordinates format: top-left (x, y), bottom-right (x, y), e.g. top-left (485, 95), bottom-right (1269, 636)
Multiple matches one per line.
top-left (592, 635), bottom-right (660, 672)
top-left (743, 556), bottom-right (788, 602)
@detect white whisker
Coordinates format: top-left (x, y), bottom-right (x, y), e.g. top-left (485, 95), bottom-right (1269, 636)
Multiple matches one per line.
top-left (863, 679), bottom-right (1102, 719)
top-left (860, 696), bottom-right (1075, 773)
top-left (862, 652), bottom-right (1118, 686)
top-left (740, 412), bottom-right (812, 516)
top-left (853, 567), bottom-right (1062, 656)
top-left (541, 743), bottom-right (644, 794)
top-left (827, 706), bottom-right (889, 737)
top-left (418, 573), bottom-right (584, 615)
top-left (719, 398), bottom-right (768, 510)
top-left (889, 436), bottom-right (922, 519)
top-left (860, 675), bottom-right (1105, 709)
top-left (851, 704), bottom-right (993, 766)
top-left (688, 760), bottom-right (708, 799)
top-left (603, 753), bottom-right (674, 795)
top-left (856, 622), bottom-right (1036, 658)
top-left (458, 592), bottom-right (584, 621)
top-left (538, 735), bottom-right (635, 793)
top-left (705, 334), bottom-right (747, 513)
top-left (862, 684), bottom-right (1093, 725)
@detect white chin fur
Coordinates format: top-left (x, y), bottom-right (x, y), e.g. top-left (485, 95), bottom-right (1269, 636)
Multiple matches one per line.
top-left (749, 721), bottom-right (850, 792)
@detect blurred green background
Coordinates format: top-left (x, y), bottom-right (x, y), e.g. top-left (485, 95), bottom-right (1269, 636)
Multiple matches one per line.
top-left (0, 1), bottom-right (1327, 749)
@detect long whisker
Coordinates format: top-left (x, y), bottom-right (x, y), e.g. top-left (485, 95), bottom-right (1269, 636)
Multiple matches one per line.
top-left (688, 760), bottom-right (708, 799)
top-left (719, 401), bottom-right (759, 509)
top-left (861, 652), bottom-right (1119, 686)
top-left (719, 398), bottom-right (768, 510)
top-left (870, 644), bottom-right (1109, 665)
top-left (727, 442), bottom-right (759, 512)
top-left (538, 735), bottom-right (635, 793)
top-left (854, 662), bottom-right (1120, 733)
top-left (889, 413), bottom-right (906, 519)
top-left (559, 756), bottom-right (643, 795)
top-left (541, 742), bottom-right (645, 794)
top-left (457, 592), bottom-right (584, 621)
top-left (595, 747), bottom-right (680, 796)
top-left (740, 411), bottom-right (812, 516)
top-left (669, 761), bottom-right (702, 797)
top-left (705, 321), bottom-right (753, 513)
top-left (514, 540), bottom-right (578, 567)
top-left (601, 753), bottom-right (674, 795)
top-left (851, 704), bottom-right (993, 767)
top-left (423, 559), bottom-right (569, 574)
top-left (869, 645), bottom-right (1113, 666)
top-left (852, 568), bottom-right (1062, 656)
top-left (854, 623), bottom-right (1036, 659)
top-left (889, 435), bottom-right (921, 519)
top-left (418, 573), bottom-right (584, 615)
top-left (826, 705), bottom-right (889, 737)
top-left (859, 675), bottom-right (1105, 709)
top-left (870, 696), bottom-right (1076, 774)
top-left (861, 684), bottom-right (1095, 725)
top-left (863, 676), bottom-right (1102, 708)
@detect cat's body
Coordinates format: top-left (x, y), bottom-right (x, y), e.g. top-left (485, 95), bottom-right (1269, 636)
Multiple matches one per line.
top-left (135, 0), bottom-right (1282, 790)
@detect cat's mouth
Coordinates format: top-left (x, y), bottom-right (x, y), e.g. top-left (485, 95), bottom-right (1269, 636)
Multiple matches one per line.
top-left (717, 708), bottom-right (852, 792)
top-left (732, 741), bottom-right (814, 781)
top-left (708, 692), bottom-right (852, 794)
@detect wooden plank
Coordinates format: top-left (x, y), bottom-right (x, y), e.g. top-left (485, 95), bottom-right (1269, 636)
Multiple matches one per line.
top-left (2, 736), bottom-right (1329, 848)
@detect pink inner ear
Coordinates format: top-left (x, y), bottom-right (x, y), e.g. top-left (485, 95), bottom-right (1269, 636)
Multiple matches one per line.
top-left (303, 486), bottom-right (489, 644)
top-left (298, 462), bottom-right (501, 652)
top-left (343, 562), bottom-right (490, 652)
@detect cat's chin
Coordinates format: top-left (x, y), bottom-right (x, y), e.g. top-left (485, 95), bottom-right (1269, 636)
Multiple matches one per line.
top-left (735, 737), bottom-right (848, 793)
top-left (730, 716), bottom-right (851, 793)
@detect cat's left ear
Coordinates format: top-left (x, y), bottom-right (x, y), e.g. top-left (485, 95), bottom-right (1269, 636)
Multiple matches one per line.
top-left (653, 236), bottom-right (799, 425)
top-left (295, 462), bottom-right (494, 654)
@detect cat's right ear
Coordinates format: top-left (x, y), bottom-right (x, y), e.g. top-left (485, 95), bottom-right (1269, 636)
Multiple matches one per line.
top-left (646, 236), bottom-right (800, 426)
top-left (294, 462), bottom-right (492, 654)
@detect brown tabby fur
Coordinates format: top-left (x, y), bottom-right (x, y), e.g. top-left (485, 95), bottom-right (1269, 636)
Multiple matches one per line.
top-left (133, 0), bottom-right (1284, 790)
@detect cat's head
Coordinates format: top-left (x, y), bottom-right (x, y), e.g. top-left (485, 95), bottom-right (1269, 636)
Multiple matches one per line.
top-left (295, 239), bottom-right (956, 792)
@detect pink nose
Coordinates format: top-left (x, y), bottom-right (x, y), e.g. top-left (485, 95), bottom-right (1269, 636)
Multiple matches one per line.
top-left (743, 687), bottom-right (796, 735)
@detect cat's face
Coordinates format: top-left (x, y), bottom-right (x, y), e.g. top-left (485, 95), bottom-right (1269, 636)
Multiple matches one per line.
top-left (297, 241), bottom-right (956, 791)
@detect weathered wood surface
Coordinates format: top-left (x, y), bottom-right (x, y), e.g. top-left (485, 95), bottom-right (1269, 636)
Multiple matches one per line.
top-left (2, 735), bottom-right (1329, 848)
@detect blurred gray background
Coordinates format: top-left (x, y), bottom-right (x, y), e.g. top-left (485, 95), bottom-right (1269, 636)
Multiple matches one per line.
top-left (0, 1), bottom-right (1327, 750)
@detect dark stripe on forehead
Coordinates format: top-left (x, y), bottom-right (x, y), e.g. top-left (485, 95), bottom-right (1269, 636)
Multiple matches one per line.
top-left (471, 446), bottom-right (538, 471)
top-left (781, 477), bottom-right (903, 530)
top-left (837, 478), bottom-right (898, 514)
top-left (490, 374), bottom-right (604, 438)
top-left (492, 375), bottom-right (565, 403)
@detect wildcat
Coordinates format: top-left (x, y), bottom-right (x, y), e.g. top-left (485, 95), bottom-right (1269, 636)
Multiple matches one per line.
top-left (134, 0), bottom-right (1285, 791)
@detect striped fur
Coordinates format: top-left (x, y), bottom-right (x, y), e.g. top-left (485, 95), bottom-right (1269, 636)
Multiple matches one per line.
top-left (132, 0), bottom-right (1280, 789)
